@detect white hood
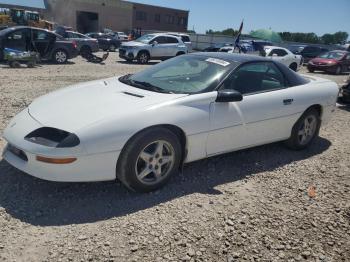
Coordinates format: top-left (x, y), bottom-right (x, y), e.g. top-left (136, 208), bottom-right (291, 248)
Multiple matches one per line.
top-left (28, 77), bottom-right (186, 132)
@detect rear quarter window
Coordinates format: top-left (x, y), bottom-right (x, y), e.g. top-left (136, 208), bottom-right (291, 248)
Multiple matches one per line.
top-left (181, 36), bottom-right (190, 42)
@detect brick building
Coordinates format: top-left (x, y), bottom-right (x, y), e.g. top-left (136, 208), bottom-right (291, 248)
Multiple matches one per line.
top-left (0, 0), bottom-right (189, 33)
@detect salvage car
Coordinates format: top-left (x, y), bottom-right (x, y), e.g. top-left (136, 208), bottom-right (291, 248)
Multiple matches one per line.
top-left (264, 46), bottom-right (303, 71)
top-left (2, 53), bottom-right (339, 192)
top-left (119, 33), bottom-right (187, 63)
top-left (298, 45), bottom-right (329, 63)
top-left (307, 50), bottom-right (350, 75)
top-left (0, 26), bottom-right (79, 64)
top-left (85, 32), bottom-right (121, 52)
top-left (64, 31), bottom-right (99, 56)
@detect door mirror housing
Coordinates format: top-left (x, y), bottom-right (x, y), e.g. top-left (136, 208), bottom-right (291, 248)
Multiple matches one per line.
top-left (151, 41), bottom-right (158, 46)
top-left (216, 89), bottom-right (243, 103)
top-left (272, 53), bottom-right (278, 57)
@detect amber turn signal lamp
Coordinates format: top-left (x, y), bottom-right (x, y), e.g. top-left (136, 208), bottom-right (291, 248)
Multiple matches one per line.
top-left (36, 156), bottom-right (77, 164)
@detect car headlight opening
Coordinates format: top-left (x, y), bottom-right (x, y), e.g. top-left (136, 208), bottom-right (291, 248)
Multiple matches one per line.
top-left (25, 127), bottom-right (80, 148)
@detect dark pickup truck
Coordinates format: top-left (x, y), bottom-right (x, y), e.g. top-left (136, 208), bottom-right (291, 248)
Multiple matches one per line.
top-left (0, 26), bottom-right (79, 64)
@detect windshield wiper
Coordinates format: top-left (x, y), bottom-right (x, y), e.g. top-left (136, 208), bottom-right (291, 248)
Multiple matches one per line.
top-left (119, 74), bottom-right (173, 94)
top-left (133, 81), bottom-right (173, 94)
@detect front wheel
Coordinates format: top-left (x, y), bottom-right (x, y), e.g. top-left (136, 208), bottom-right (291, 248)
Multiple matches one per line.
top-left (117, 127), bottom-right (182, 192)
top-left (285, 108), bottom-right (320, 150)
top-left (137, 51), bottom-right (150, 64)
top-left (53, 50), bottom-right (68, 64)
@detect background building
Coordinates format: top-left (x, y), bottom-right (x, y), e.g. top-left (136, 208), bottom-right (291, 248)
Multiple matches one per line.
top-left (0, 0), bottom-right (189, 33)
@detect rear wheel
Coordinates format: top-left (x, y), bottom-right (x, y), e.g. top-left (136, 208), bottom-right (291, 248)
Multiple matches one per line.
top-left (80, 46), bottom-right (92, 58)
top-left (53, 49), bottom-right (68, 64)
top-left (137, 51), bottom-right (150, 64)
top-left (176, 51), bottom-right (186, 56)
top-left (117, 127), bottom-right (182, 192)
top-left (9, 61), bottom-right (21, 68)
top-left (289, 63), bottom-right (298, 71)
top-left (285, 108), bottom-right (320, 150)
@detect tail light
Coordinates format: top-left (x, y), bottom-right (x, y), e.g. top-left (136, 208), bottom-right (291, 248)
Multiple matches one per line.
top-left (72, 40), bottom-right (78, 49)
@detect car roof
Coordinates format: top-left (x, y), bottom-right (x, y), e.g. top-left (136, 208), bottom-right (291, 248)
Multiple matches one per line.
top-left (192, 52), bottom-right (271, 63)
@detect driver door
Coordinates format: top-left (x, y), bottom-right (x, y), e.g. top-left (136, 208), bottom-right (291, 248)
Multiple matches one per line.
top-left (30, 29), bottom-right (56, 58)
top-left (150, 36), bottom-right (168, 58)
top-left (206, 62), bottom-right (297, 156)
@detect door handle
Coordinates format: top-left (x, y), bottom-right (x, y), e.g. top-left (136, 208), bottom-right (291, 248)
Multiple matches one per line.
top-left (283, 98), bottom-right (294, 105)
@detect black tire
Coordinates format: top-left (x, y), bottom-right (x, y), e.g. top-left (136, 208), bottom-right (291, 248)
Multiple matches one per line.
top-left (289, 63), bottom-right (298, 72)
top-left (80, 46), bottom-right (92, 58)
top-left (334, 66), bottom-right (341, 75)
top-left (176, 52), bottom-right (185, 56)
top-left (285, 108), bottom-right (321, 150)
top-left (9, 61), bottom-right (20, 68)
top-left (27, 61), bottom-right (35, 68)
top-left (109, 44), bottom-right (117, 52)
top-left (137, 51), bottom-right (150, 64)
top-left (117, 127), bottom-right (182, 192)
top-left (53, 49), bottom-right (68, 64)
top-left (308, 67), bottom-right (314, 73)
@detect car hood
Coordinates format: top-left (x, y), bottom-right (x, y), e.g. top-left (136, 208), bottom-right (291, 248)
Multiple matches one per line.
top-left (28, 77), bottom-right (187, 132)
top-left (121, 41), bottom-right (148, 47)
top-left (310, 58), bottom-right (338, 64)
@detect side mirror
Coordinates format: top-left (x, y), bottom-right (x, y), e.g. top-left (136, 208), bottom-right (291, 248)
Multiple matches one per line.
top-left (216, 89), bottom-right (243, 103)
top-left (152, 41), bottom-right (158, 46)
top-left (272, 53), bottom-right (278, 57)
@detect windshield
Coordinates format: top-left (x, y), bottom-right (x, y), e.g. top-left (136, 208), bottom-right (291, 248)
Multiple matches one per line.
top-left (135, 34), bottom-right (155, 43)
top-left (318, 51), bottom-right (345, 60)
top-left (119, 55), bottom-right (237, 94)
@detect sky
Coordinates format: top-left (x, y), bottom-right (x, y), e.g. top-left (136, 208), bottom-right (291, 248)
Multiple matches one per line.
top-left (1, 0), bottom-right (349, 37)
top-left (131, 0), bottom-right (350, 37)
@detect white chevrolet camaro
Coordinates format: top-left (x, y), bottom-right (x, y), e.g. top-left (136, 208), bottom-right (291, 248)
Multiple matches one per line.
top-left (2, 53), bottom-right (339, 192)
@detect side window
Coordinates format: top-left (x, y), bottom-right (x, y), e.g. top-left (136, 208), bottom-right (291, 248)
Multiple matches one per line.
top-left (181, 36), bottom-right (190, 42)
top-left (33, 30), bottom-right (54, 41)
top-left (4, 29), bottom-right (29, 51)
top-left (152, 36), bottom-right (166, 44)
top-left (223, 62), bottom-right (286, 95)
top-left (166, 37), bottom-right (178, 44)
top-left (269, 49), bottom-right (288, 57)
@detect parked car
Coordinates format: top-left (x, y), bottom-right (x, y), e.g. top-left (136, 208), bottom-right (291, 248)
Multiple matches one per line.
top-left (297, 45), bottom-right (329, 63)
top-left (340, 75), bottom-right (350, 103)
top-left (288, 44), bottom-right (307, 54)
top-left (85, 32), bottom-right (121, 51)
top-left (307, 50), bottom-right (350, 75)
top-left (167, 33), bottom-right (192, 52)
top-left (0, 26), bottom-right (79, 64)
top-left (63, 31), bottom-right (99, 56)
top-left (2, 53), bottom-right (338, 192)
top-left (203, 43), bottom-right (233, 52)
top-left (264, 46), bottom-right (303, 71)
top-left (113, 31), bottom-right (128, 41)
top-left (119, 33), bottom-right (187, 63)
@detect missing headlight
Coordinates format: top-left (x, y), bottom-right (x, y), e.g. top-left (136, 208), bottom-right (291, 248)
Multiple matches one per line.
top-left (25, 127), bottom-right (80, 148)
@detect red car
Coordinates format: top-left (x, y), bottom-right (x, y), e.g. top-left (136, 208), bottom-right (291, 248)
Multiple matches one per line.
top-left (307, 50), bottom-right (350, 75)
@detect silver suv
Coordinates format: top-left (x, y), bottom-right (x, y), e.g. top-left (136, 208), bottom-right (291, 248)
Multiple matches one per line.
top-left (119, 33), bottom-right (188, 64)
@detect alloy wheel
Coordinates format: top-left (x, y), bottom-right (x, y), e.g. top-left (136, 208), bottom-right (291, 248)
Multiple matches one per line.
top-left (55, 51), bottom-right (67, 63)
top-left (135, 140), bottom-right (175, 185)
top-left (298, 115), bottom-right (317, 145)
top-left (139, 53), bottom-right (148, 63)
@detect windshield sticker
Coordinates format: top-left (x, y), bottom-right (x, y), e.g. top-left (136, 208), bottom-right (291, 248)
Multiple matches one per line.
top-left (206, 58), bottom-right (230, 67)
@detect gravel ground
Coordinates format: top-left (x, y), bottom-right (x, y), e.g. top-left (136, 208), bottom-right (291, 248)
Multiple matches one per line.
top-left (0, 53), bottom-right (349, 262)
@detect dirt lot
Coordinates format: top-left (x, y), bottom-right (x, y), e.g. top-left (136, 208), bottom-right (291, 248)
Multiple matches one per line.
top-left (0, 53), bottom-right (349, 262)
